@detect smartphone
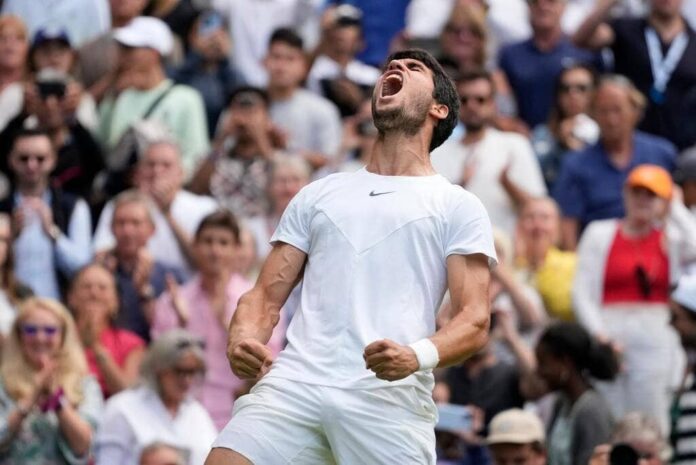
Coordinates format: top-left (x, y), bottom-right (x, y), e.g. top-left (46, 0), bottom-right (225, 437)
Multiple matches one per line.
top-left (436, 404), bottom-right (473, 433)
top-left (198, 11), bottom-right (224, 37)
top-left (37, 80), bottom-right (66, 99)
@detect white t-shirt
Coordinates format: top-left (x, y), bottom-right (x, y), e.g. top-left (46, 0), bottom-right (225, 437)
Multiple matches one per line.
top-left (93, 190), bottom-right (218, 273)
top-left (266, 167), bottom-right (497, 393)
top-left (431, 128), bottom-right (547, 235)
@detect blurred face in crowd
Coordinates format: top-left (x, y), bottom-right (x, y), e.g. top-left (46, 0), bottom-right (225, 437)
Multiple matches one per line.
top-left (116, 44), bottom-right (160, 78)
top-left (670, 301), bottom-right (696, 348)
top-left (9, 134), bottom-right (56, 188)
top-left (194, 226), bottom-right (238, 276)
top-left (68, 265), bottom-right (119, 319)
top-left (682, 180), bottom-right (696, 208)
top-left (519, 198), bottom-right (560, 246)
top-left (265, 42), bottom-right (307, 90)
top-left (593, 83), bottom-right (639, 145)
top-left (32, 40), bottom-right (74, 74)
top-left (110, 0), bottom-right (149, 25)
top-left (0, 19), bottom-right (28, 72)
top-left (158, 351), bottom-right (205, 406)
top-left (18, 304), bottom-right (64, 369)
top-left (328, 24), bottom-right (362, 57)
top-left (227, 93), bottom-right (271, 143)
top-left (651, 0), bottom-right (683, 19)
top-left (140, 446), bottom-right (184, 465)
top-left (372, 57), bottom-right (436, 135)
top-left (534, 342), bottom-right (567, 390)
top-left (529, 0), bottom-right (566, 33)
top-left (623, 186), bottom-right (667, 225)
top-left (458, 78), bottom-right (495, 131)
top-left (135, 143), bottom-right (184, 192)
top-left (112, 201), bottom-right (156, 258)
top-left (558, 68), bottom-right (594, 118)
top-left (490, 443), bottom-right (546, 465)
top-left (440, 7), bottom-right (486, 67)
top-left (233, 228), bottom-right (257, 275)
top-left (269, 163), bottom-right (310, 215)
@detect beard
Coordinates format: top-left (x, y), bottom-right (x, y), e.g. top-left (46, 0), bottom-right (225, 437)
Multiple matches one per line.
top-left (371, 92), bottom-right (431, 137)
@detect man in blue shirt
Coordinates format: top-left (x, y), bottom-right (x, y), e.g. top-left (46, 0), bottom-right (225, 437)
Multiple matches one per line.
top-left (499, 0), bottom-right (599, 129)
top-left (553, 75), bottom-right (677, 249)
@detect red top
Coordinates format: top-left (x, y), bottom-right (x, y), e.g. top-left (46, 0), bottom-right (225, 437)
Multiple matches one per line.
top-left (86, 327), bottom-right (145, 397)
top-left (602, 226), bottom-right (669, 304)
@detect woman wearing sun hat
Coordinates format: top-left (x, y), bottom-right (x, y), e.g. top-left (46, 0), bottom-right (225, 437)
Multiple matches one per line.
top-left (573, 164), bottom-right (696, 434)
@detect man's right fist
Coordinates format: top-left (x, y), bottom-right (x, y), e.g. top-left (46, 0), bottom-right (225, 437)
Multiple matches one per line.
top-left (228, 339), bottom-right (273, 380)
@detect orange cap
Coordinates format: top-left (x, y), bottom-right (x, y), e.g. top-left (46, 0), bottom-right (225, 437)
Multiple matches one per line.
top-left (625, 164), bottom-right (673, 200)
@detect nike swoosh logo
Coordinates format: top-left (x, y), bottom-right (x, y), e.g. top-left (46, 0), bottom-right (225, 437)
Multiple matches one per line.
top-left (369, 190), bottom-right (396, 197)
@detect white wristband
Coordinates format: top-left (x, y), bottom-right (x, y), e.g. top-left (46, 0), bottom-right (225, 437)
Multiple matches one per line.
top-left (408, 339), bottom-right (440, 371)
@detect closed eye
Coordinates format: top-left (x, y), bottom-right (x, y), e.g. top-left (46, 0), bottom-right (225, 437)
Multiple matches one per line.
top-left (407, 63), bottom-right (423, 71)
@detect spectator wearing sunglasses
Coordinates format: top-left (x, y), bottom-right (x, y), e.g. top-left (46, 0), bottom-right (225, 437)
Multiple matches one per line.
top-left (0, 297), bottom-right (103, 464)
top-left (0, 126), bottom-right (92, 300)
top-left (95, 329), bottom-right (217, 465)
top-left (573, 164), bottom-right (696, 434)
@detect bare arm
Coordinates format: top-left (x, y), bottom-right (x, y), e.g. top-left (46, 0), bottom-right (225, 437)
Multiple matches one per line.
top-left (227, 242), bottom-right (307, 379)
top-left (560, 217), bottom-right (579, 251)
top-left (573, 0), bottom-right (617, 49)
top-left (93, 345), bottom-right (144, 395)
top-left (56, 403), bottom-right (93, 457)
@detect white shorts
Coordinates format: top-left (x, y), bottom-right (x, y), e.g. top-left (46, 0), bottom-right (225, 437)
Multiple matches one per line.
top-left (212, 376), bottom-right (437, 464)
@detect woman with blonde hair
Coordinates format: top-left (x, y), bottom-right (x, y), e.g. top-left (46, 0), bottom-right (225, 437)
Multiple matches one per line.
top-left (0, 15), bottom-right (29, 132)
top-left (0, 297), bottom-right (103, 464)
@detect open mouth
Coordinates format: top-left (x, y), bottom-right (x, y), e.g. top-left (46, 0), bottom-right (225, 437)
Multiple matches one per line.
top-left (381, 73), bottom-right (403, 97)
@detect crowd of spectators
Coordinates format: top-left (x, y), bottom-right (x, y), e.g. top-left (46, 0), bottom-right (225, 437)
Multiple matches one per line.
top-left (0, 0), bottom-right (695, 464)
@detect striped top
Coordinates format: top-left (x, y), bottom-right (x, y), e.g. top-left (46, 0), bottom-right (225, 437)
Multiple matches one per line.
top-left (673, 372), bottom-right (696, 464)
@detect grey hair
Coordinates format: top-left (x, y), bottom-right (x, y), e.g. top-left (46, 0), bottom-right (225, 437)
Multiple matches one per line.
top-left (139, 329), bottom-right (206, 392)
top-left (139, 441), bottom-right (187, 465)
top-left (111, 189), bottom-right (157, 226)
top-left (270, 155), bottom-right (312, 182)
top-left (596, 74), bottom-right (647, 113)
top-left (611, 412), bottom-right (668, 459)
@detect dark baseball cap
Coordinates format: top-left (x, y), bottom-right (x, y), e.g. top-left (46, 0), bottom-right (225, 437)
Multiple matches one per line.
top-left (32, 26), bottom-right (72, 48)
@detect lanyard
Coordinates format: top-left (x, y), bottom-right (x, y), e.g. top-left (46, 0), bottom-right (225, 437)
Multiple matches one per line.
top-left (644, 27), bottom-right (688, 94)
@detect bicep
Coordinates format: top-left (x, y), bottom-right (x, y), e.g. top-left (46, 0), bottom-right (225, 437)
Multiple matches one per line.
top-left (446, 253), bottom-right (491, 319)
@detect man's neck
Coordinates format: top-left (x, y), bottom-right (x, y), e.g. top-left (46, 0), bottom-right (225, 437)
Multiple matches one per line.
top-left (326, 50), bottom-right (352, 68)
top-left (115, 250), bottom-right (138, 272)
top-left (366, 131), bottom-right (436, 176)
top-left (132, 67), bottom-right (167, 91)
top-left (200, 269), bottom-right (232, 293)
top-left (112, 15), bottom-right (135, 28)
top-left (268, 84), bottom-right (297, 102)
top-left (533, 26), bottom-right (563, 51)
top-left (463, 126), bottom-right (488, 145)
top-left (17, 181), bottom-right (48, 198)
top-left (0, 66), bottom-right (22, 89)
top-left (648, 11), bottom-right (686, 42)
top-left (602, 134), bottom-right (633, 167)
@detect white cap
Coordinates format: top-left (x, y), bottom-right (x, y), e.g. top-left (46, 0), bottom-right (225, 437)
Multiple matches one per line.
top-left (113, 16), bottom-right (173, 56)
top-left (487, 409), bottom-right (545, 445)
top-left (673, 274), bottom-right (696, 312)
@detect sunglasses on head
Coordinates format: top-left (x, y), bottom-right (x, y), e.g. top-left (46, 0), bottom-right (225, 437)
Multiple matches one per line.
top-left (20, 323), bottom-right (61, 337)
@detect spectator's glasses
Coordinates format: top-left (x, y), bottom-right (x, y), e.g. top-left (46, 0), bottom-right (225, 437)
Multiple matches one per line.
top-left (19, 324), bottom-right (61, 338)
top-left (175, 339), bottom-right (206, 351)
top-left (444, 23), bottom-right (484, 39)
top-left (460, 95), bottom-right (491, 105)
top-left (172, 365), bottom-right (205, 380)
top-left (635, 265), bottom-right (652, 299)
top-left (559, 83), bottom-right (592, 94)
top-left (16, 153), bottom-right (49, 164)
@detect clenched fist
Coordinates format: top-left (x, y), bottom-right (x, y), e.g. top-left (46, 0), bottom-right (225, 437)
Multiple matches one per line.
top-left (363, 339), bottom-right (419, 381)
top-left (228, 338), bottom-right (273, 380)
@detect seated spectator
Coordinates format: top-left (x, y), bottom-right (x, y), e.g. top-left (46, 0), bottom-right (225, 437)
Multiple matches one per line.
top-left (172, 10), bottom-right (245, 137)
top-left (153, 211), bottom-right (286, 429)
top-left (669, 275), bottom-right (696, 463)
top-left (487, 409), bottom-right (547, 465)
top-left (97, 16), bottom-right (209, 178)
top-left (0, 212), bottom-right (31, 338)
top-left (575, 0), bottom-right (696, 149)
top-left (553, 75), bottom-right (677, 249)
top-left (675, 145), bottom-right (696, 215)
top-left (246, 156), bottom-right (312, 261)
top-left (0, 297), bottom-right (103, 463)
top-left (498, 0), bottom-right (599, 129)
top-left (264, 28), bottom-right (343, 171)
top-left (0, 15), bottom-right (29, 133)
top-left (0, 127), bottom-right (91, 299)
top-left (515, 197), bottom-right (577, 322)
top-left (190, 87), bottom-right (282, 218)
top-left (94, 139), bottom-right (218, 274)
top-left (140, 442), bottom-right (187, 465)
top-left (431, 70), bottom-right (547, 236)
top-left (532, 64), bottom-right (599, 191)
top-left (68, 263), bottom-right (145, 398)
top-left (0, 29), bottom-right (105, 201)
top-left (94, 329), bottom-right (217, 465)
top-left (574, 165), bottom-right (696, 433)
top-left (307, 5), bottom-right (379, 117)
top-left (95, 190), bottom-right (186, 342)
top-left (535, 322), bottom-right (617, 465)
top-left (589, 412), bottom-right (668, 465)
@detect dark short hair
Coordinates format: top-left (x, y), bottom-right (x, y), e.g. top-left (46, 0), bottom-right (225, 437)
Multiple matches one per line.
top-left (10, 125), bottom-right (52, 153)
top-left (269, 27), bottom-right (303, 51)
top-left (226, 85), bottom-right (270, 108)
top-left (383, 49), bottom-right (459, 152)
top-left (194, 210), bottom-right (241, 244)
top-left (457, 68), bottom-right (496, 95)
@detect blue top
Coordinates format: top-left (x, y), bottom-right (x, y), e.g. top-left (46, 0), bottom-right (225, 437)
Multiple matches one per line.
top-left (552, 131), bottom-right (677, 229)
top-left (499, 37), bottom-right (599, 128)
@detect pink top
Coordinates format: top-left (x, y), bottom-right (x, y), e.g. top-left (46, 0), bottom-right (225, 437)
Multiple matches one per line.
top-left (87, 327), bottom-right (145, 397)
top-left (151, 273), bottom-right (287, 430)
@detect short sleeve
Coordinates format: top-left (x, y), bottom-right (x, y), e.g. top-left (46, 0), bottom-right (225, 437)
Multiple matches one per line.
top-left (445, 195), bottom-right (497, 266)
top-left (270, 186), bottom-right (312, 253)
